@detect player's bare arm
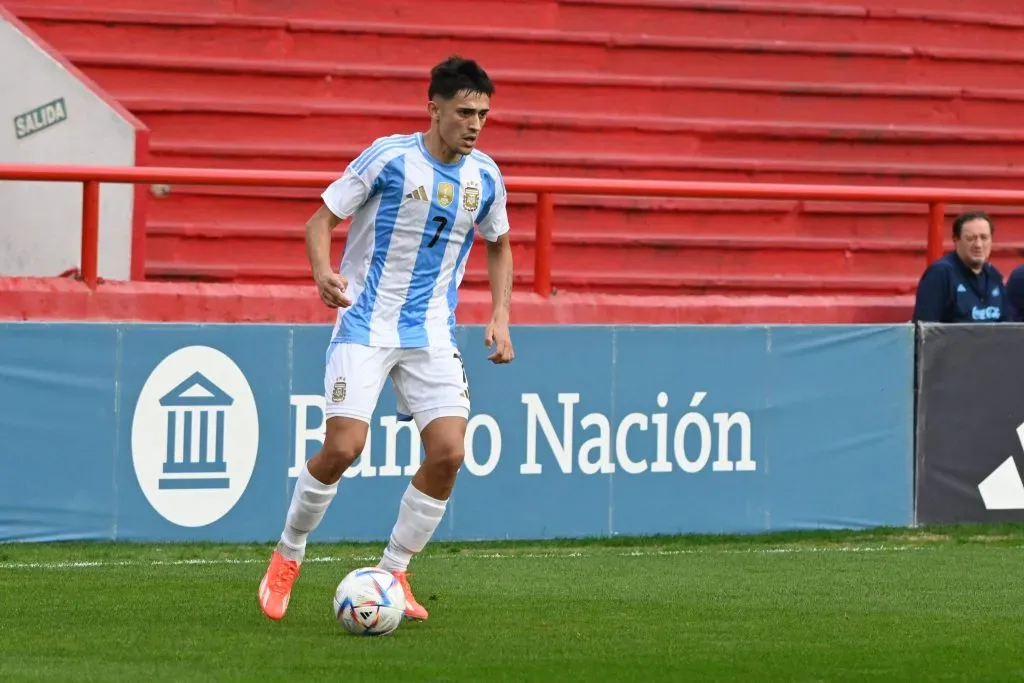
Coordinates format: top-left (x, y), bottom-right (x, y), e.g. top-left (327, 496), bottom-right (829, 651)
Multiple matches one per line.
top-left (305, 204), bottom-right (351, 309)
top-left (484, 232), bottom-right (514, 364)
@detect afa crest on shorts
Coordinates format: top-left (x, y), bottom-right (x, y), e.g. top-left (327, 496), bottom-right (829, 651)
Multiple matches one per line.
top-left (332, 378), bottom-right (347, 403)
top-left (437, 182), bottom-right (455, 208)
top-left (462, 183), bottom-right (481, 212)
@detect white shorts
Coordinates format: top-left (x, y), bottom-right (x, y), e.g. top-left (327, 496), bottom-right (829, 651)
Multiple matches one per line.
top-left (323, 343), bottom-right (471, 431)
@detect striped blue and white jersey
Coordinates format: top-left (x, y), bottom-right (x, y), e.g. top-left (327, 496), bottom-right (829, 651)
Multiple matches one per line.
top-left (322, 132), bottom-right (509, 349)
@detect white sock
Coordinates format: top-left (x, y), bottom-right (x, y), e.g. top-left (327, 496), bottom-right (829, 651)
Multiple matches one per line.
top-left (378, 483), bottom-right (448, 573)
top-left (276, 463), bottom-right (339, 563)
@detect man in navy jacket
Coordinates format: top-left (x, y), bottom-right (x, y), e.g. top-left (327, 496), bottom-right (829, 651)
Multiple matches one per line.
top-left (912, 211), bottom-right (1009, 323)
top-left (1006, 264), bottom-right (1024, 322)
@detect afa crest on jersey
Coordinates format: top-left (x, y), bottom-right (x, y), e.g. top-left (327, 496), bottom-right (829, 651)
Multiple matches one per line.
top-left (462, 183), bottom-right (481, 212)
top-left (437, 182), bottom-right (455, 208)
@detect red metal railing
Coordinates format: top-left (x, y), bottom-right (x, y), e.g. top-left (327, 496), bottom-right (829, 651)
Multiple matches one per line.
top-left (4, 163), bottom-right (1024, 294)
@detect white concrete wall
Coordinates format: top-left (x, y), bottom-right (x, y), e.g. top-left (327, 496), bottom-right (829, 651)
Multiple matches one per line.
top-left (0, 14), bottom-right (139, 280)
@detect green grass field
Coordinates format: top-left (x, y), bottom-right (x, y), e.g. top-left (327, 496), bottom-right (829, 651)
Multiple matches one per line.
top-left (2, 525), bottom-right (1023, 682)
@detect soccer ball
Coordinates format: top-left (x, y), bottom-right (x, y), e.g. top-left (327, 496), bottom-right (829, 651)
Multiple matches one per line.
top-left (333, 567), bottom-right (407, 636)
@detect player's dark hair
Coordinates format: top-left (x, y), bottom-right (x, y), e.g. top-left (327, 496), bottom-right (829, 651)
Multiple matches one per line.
top-left (953, 210), bottom-right (994, 238)
top-left (428, 56), bottom-right (494, 100)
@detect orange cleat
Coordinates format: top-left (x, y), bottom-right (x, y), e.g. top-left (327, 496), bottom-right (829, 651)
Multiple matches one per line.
top-left (391, 571), bottom-right (429, 620)
top-left (259, 550), bottom-right (301, 621)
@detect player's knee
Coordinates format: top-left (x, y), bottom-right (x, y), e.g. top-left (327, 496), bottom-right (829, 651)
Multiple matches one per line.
top-left (426, 440), bottom-right (465, 480)
top-left (319, 419), bottom-right (367, 477)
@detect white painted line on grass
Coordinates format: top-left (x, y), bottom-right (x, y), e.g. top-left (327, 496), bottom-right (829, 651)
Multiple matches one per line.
top-left (0, 544), bottom-right (942, 570)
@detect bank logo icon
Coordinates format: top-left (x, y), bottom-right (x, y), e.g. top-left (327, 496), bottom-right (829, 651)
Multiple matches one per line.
top-left (132, 346), bottom-right (259, 527)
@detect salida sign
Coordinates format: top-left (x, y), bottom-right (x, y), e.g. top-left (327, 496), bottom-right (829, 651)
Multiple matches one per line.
top-left (14, 97), bottom-right (67, 139)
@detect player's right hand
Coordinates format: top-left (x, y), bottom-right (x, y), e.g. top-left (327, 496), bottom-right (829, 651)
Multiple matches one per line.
top-left (314, 271), bottom-right (352, 309)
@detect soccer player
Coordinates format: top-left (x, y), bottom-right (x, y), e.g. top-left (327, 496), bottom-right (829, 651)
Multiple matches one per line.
top-left (258, 56), bottom-right (514, 622)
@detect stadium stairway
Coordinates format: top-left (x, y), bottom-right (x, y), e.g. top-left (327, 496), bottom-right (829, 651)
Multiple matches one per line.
top-left (7, 0), bottom-right (1024, 321)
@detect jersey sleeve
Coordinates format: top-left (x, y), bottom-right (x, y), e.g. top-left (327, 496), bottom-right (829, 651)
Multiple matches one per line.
top-left (912, 264), bottom-right (950, 322)
top-left (321, 135), bottom-right (408, 219)
top-left (476, 167), bottom-right (510, 243)
top-left (321, 168), bottom-right (370, 220)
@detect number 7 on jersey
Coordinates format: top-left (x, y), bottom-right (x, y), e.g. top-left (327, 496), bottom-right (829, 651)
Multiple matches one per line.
top-left (428, 216), bottom-right (448, 248)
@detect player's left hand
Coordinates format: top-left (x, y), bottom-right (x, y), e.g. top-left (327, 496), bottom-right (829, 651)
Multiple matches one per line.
top-left (485, 319), bottom-right (514, 364)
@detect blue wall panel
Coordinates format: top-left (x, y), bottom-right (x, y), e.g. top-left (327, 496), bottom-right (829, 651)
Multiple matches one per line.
top-left (0, 323), bottom-right (118, 541)
top-left (0, 322), bottom-right (916, 542)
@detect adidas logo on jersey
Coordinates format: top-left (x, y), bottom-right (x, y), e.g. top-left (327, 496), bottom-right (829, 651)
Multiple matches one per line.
top-left (405, 186), bottom-right (428, 202)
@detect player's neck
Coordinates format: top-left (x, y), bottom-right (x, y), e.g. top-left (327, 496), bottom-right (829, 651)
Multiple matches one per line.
top-left (422, 129), bottom-right (462, 166)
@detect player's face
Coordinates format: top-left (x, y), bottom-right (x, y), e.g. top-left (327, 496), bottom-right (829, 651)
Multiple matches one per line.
top-left (955, 218), bottom-right (993, 270)
top-left (433, 91), bottom-right (490, 156)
